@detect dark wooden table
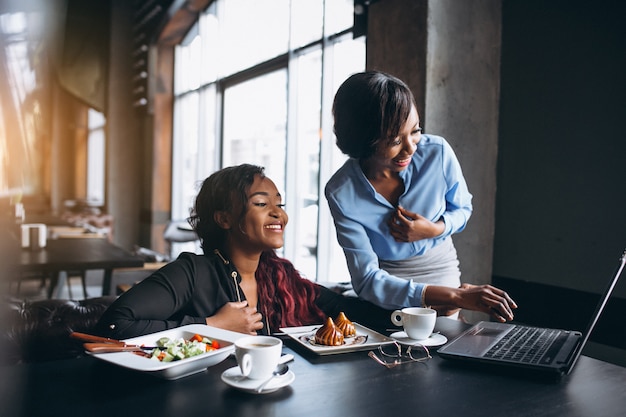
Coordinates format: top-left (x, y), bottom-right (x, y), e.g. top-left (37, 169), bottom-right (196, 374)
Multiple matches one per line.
top-left (18, 237), bottom-right (144, 297)
top-left (22, 213), bottom-right (71, 226)
top-left (1, 318), bottom-right (624, 417)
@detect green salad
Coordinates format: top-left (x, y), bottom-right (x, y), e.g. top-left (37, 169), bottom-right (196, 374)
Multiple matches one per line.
top-left (149, 334), bottom-right (220, 362)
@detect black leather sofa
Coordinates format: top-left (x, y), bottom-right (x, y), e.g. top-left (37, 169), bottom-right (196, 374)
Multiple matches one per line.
top-left (0, 296), bottom-right (116, 364)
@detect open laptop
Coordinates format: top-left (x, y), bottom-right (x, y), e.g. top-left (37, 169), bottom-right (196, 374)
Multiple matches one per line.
top-left (438, 249), bottom-right (625, 377)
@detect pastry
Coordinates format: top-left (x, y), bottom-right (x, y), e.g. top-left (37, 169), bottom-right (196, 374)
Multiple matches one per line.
top-left (314, 317), bottom-right (344, 346)
top-left (334, 312), bottom-right (356, 337)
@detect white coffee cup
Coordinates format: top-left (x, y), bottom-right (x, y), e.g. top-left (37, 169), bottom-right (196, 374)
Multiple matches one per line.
top-left (234, 336), bottom-right (282, 380)
top-left (391, 307), bottom-right (436, 340)
top-left (20, 224), bottom-right (47, 251)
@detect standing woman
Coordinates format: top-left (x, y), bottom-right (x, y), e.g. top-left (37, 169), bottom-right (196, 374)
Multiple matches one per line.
top-left (96, 164), bottom-right (391, 339)
top-left (325, 71), bottom-right (516, 320)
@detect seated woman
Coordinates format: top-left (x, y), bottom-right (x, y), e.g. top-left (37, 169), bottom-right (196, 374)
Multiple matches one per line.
top-left (96, 164), bottom-right (393, 339)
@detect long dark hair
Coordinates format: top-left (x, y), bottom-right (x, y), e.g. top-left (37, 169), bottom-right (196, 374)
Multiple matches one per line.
top-left (189, 164), bottom-right (325, 329)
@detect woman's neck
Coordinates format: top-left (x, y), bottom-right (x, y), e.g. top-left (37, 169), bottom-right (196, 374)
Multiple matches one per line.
top-left (359, 159), bottom-right (404, 206)
top-left (222, 246), bottom-right (260, 283)
top-left (359, 158), bottom-right (397, 181)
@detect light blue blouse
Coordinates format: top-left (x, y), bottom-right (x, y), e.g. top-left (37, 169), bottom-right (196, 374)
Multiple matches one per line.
top-left (324, 134), bottom-right (473, 309)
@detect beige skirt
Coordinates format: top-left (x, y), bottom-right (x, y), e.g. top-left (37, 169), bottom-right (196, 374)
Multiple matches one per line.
top-left (379, 237), bottom-right (461, 288)
top-left (380, 238), bottom-right (461, 317)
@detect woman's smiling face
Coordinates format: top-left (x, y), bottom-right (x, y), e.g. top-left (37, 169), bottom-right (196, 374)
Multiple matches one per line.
top-left (235, 174), bottom-right (288, 251)
top-left (369, 105), bottom-right (422, 173)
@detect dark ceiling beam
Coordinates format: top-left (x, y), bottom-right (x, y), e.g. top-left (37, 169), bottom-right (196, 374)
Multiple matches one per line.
top-left (157, 0), bottom-right (212, 45)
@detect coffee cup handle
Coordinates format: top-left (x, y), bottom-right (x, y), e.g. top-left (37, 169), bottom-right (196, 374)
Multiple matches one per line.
top-left (390, 310), bottom-right (404, 326)
top-left (239, 353), bottom-right (252, 377)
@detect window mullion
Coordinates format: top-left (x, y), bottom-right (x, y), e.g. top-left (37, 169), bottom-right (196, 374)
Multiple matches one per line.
top-left (283, 57), bottom-right (298, 264)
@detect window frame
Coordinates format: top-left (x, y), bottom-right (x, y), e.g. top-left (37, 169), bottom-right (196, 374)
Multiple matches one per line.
top-left (170, 0), bottom-right (364, 282)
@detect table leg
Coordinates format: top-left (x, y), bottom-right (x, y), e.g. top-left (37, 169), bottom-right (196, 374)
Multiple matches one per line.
top-left (102, 269), bottom-right (113, 296)
top-left (47, 271), bottom-right (68, 299)
top-left (47, 271), bottom-right (56, 298)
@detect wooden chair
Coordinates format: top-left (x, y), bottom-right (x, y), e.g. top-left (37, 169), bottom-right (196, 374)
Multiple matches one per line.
top-left (54, 230), bottom-right (107, 299)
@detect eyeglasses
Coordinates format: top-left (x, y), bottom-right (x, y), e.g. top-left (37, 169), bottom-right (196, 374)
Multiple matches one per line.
top-left (368, 341), bottom-right (432, 368)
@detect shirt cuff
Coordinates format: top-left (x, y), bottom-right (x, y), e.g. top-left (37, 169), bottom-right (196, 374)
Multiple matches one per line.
top-left (440, 214), bottom-right (452, 237)
top-left (420, 284), bottom-right (429, 307)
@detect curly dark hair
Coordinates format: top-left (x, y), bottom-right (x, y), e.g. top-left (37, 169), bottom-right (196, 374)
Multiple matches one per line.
top-left (332, 70), bottom-right (417, 159)
top-left (189, 163), bottom-right (264, 253)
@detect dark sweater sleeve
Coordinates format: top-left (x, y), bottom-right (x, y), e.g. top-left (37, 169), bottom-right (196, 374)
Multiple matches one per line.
top-left (95, 256), bottom-right (208, 339)
top-left (314, 285), bottom-right (394, 334)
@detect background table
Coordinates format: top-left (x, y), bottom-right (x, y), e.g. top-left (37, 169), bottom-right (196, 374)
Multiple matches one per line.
top-left (1, 318), bottom-right (624, 417)
top-left (19, 237), bottom-right (144, 297)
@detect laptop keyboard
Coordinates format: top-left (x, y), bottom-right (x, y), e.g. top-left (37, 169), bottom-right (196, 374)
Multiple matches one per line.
top-left (484, 325), bottom-right (568, 365)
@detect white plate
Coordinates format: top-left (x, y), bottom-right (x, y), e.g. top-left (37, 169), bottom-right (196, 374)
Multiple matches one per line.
top-left (280, 323), bottom-right (394, 355)
top-left (88, 324), bottom-right (247, 380)
top-left (389, 331), bottom-right (448, 347)
top-left (221, 366), bottom-right (295, 394)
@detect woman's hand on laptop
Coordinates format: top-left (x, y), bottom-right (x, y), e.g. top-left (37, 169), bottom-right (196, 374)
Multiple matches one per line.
top-left (425, 284), bottom-right (518, 322)
top-left (456, 283), bottom-right (518, 322)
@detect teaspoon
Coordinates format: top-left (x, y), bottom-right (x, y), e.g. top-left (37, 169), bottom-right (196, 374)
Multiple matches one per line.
top-left (255, 363), bottom-right (289, 393)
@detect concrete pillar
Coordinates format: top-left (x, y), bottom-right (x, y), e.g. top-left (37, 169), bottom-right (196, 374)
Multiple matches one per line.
top-left (106, 0), bottom-right (142, 250)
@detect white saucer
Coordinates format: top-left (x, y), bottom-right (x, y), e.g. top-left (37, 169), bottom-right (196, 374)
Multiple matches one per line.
top-left (221, 366), bottom-right (295, 394)
top-left (389, 331), bottom-right (448, 347)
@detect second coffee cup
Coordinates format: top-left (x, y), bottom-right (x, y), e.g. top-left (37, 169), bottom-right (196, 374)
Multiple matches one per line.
top-left (391, 307), bottom-right (436, 340)
top-left (234, 335), bottom-right (282, 380)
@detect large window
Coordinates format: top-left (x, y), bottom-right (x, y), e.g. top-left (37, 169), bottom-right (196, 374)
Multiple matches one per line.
top-left (0, 11), bottom-right (41, 198)
top-left (171, 0), bottom-right (364, 282)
